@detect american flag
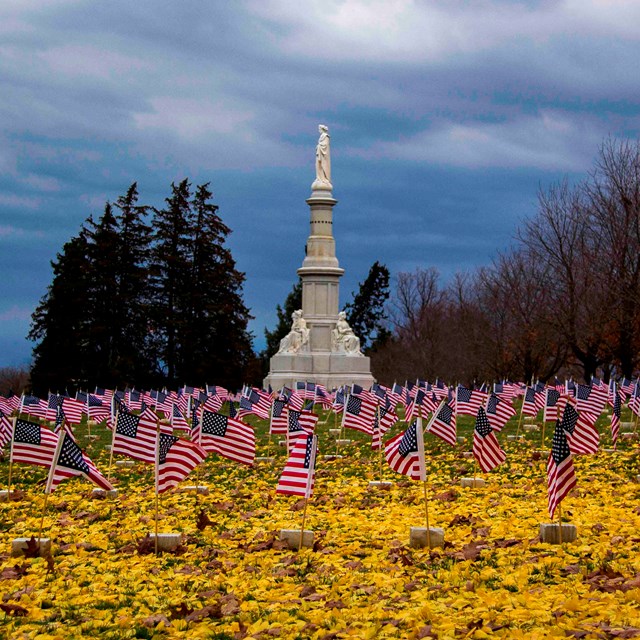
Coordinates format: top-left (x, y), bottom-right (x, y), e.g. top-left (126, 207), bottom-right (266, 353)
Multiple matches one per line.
top-left (406, 388), bottom-right (437, 422)
top-left (270, 399), bottom-right (288, 434)
top-left (521, 387), bottom-right (540, 418)
top-left (331, 387), bottom-right (346, 413)
top-left (371, 398), bottom-right (398, 450)
top-left (287, 408), bottom-right (318, 439)
top-left (432, 379), bottom-right (449, 401)
top-left (473, 407), bottom-right (506, 472)
top-left (276, 433), bottom-right (318, 498)
top-left (0, 411), bottom-right (13, 449)
top-left (295, 381), bottom-right (316, 401)
top-left (10, 419), bottom-right (59, 467)
top-left (87, 394), bottom-right (110, 422)
top-left (2, 393), bottom-right (21, 413)
top-left (630, 382), bottom-right (640, 417)
top-left (426, 401), bottom-right (457, 446)
top-left (61, 396), bottom-right (84, 425)
top-left (156, 432), bottom-right (207, 494)
top-left (485, 393), bottom-right (516, 431)
top-left (206, 385), bottom-right (230, 401)
top-left (543, 388), bottom-right (561, 422)
top-left (45, 393), bottom-right (62, 422)
top-left (20, 394), bottom-right (48, 419)
top-left (112, 407), bottom-right (158, 463)
top-left (384, 418), bottom-right (424, 480)
top-left (391, 383), bottom-right (411, 410)
top-left (342, 394), bottom-right (377, 435)
top-left (200, 410), bottom-right (255, 466)
top-left (575, 383), bottom-right (607, 418)
top-left (202, 393), bottom-right (224, 414)
top-left (621, 378), bottom-right (635, 399)
top-left (558, 398), bottom-right (599, 455)
top-left (611, 384), bottom-right (621, 449)
top-left (455, 386), bottom-right (487, 417)
top-left (46, 431), bottom-right (113, 492)
top-left (237, 388), bottom-right (271, 420)
top-left (547, 412), bottom-right (577, 519)
top-left (126, 389), bottom-right (144, 411)
top-left (171, 404), bottom-right (190, 431)
top-left (313, 384), bottom-right (333, 409)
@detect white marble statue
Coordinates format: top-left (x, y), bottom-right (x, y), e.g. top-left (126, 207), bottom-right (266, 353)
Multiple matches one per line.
top-left (313, 124), bottom-right (332, 189)
top-left (332, 311), bottom-right (363, 356)
top-left (277, 309), bottom-right (310, 354)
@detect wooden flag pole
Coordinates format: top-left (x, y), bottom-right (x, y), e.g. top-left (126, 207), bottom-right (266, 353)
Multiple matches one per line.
top-left (106, 410), bottom-right (119, 483)
top-left (417, 410), bottom-right (431, 548)
top-left (541, 420), bottom-right (546, 450)
top-left (299, 435), bottom-right (317, 550)
top-left (154, 419), bottom-right (160, 555)
top-left (423, 480), bottom-right (431, 545)
top-left (37, 492), bottom-right (50, 545)
top-left (7, 417), bottom-right (17, 499)
top-left (515, 401), bottom-right (524, 439)
top-left (376, 404), bottom-right (382, 482)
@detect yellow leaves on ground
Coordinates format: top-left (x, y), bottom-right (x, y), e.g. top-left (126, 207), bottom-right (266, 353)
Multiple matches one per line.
top-left (1, 425), bottom-right (640, 638)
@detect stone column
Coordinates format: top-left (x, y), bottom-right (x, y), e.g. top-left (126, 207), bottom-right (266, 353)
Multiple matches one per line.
top-left (297, 186), bottom-right (343, 353)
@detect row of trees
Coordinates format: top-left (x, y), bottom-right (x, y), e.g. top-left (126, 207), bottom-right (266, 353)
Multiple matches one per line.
top-left (372, 139), bottom-right (640, 384)
top-left (29, 181), bottom-right (254, 395)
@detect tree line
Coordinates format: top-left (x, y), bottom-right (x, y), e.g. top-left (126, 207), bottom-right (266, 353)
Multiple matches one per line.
top-left (372, 139), bottom-right (640, 385)
top-left (29, 181), bottom-right (254, 395)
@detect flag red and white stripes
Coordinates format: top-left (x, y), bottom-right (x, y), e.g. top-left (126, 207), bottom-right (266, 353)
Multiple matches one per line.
top-left (46, 431), bottom-right (113, 492)
top-left (276, 433), bottom-right (318, 497)
top-left (10, 419), bottom-right (59, 468)
top-left (473, 407), bottom-right (506, 473)
top-left (426, 401), bottom-right (457, 446)
top-left (547, 413), bottom-right (577, 519)
top-left (342, 394), bottom-right (377, 435)
top-left (156, 433), bottom-right (207, 493)
top-left (200, 410), bottom-right (256, 466)
top-left (385, 416), bottom-right (426, 480)
top-left (112, 406), bottom-right (158, 463)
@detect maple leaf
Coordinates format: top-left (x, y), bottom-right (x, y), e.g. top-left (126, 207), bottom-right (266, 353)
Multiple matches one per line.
top-left (0, 603), bottom-right (28, 616)
top-left (22, 536), bottom-right (41, 559)
top-left (196, 509), bottom-right (213, 531)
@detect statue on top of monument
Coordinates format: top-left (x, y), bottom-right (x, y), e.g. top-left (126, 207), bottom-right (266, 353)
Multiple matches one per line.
top-left (332, 311), bottom-right (363, 356)
top-left (313, 124), bottom-right (332, 190)
top-left (277, 309), bottom-right (310, 354)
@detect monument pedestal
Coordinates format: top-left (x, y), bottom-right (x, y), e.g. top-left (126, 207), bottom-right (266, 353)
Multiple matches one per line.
top-left (266, 352), bottom-right (374, 390)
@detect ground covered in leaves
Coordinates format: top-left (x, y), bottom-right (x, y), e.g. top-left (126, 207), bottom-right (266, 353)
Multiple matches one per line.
top-left (1, 414), bottom-right (640, 639)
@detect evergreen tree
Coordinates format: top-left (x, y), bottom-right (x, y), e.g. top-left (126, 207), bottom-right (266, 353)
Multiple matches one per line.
top-left (149, 179), bottom-right (194, 385)
top-left (111, 183), bottom-right (154, 386)
top-left (345, 261), bottom-right (391, 351)
top-left (29, 228), bottom-right (94, 394)
top-left (263, 280), bottom-right (303, 360)
top-left (180, 183), bottom-right (254, 388)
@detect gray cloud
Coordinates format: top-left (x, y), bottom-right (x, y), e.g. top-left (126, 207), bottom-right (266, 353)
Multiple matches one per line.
top-left (0, 0), bottom-right (638, 365)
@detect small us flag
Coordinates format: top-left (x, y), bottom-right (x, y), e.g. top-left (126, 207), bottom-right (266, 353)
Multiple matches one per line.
top-left (473, 407), bottom-right (506, 472)
top-left (200, 410), bottom-right (255, 466)
top-left (385, 420), bottom-right (423, 480)
top-left (276, 433), bottom-right (318, 497)
top-left (156, 432), bottom-right (207, 494)
top-left (547, 414), bottom-right (577, 518)
top-left (11, 419), bottom-right (58, 468)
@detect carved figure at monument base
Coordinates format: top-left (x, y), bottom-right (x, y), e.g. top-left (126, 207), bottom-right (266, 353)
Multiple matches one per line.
top-left (332, 311), bottom-right (363, 356)
top-left (277, 309), bottom-right (310, 354)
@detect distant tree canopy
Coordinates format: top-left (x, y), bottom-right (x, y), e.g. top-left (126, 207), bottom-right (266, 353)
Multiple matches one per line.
top-left (29, 181), bottom-right (254, 395)
top-left (372, 138), bottom-right (640, 385)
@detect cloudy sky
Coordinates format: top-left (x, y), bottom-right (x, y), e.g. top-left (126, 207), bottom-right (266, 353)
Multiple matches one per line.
top-left (2, 0), bottom-right (640, 367)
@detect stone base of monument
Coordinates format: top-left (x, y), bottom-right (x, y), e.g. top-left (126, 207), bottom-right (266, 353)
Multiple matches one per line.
top-left (409, 527), bottom-right (444, 549)
top-left (460, 478), bottom-right (485, 488)
top-left (0, 490), bottom-right (9, 502)
top-left (462, 451), bottom-right (474, 458)
top-left (507, 435), bottom-right (524, 442)
top-left (92, 488), bottom-right (118, 498)
top-left (457, 436), bottom-right (466, 443)
top-left (335, 439), bottom-right (352, 446)
top-left (116, 460), bottom-right (135, 468)
top-left (255, 457), bottom-right (275, 463)
top-left (264, 353), bottom-right (375, 396)
top-left (179, 485), bottom-right (209, 495)
top-left (12, 538), bottom-right (51, 557)
top-left (279, 529), bottom-right (313, 550)
top-left (149, 533), bottom-right (182, 552)
top-left (329, 429), bottom-right (342, 436)
top-left (368, 481), bottom-right (392, 490)
top-left (323, 455), bottom-right (343, 461)
top-left (523, 424), bottom-right (540, 432)
top-left (539, 523), bottom-right (577, 544)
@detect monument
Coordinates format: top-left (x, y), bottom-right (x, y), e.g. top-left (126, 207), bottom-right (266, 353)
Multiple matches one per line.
top-left (264, 125), bottom-right (375, 390)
